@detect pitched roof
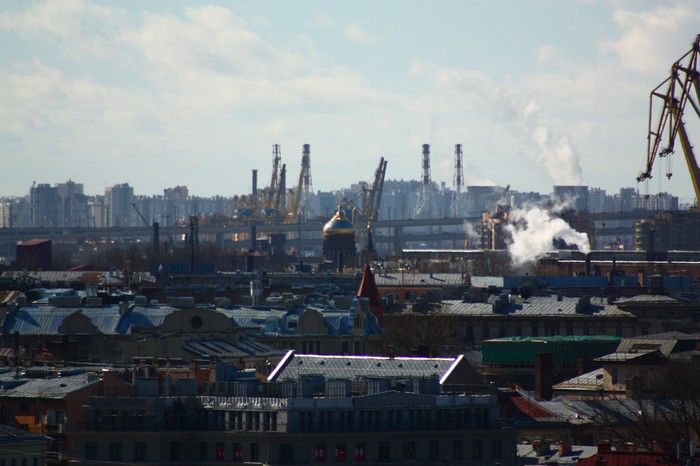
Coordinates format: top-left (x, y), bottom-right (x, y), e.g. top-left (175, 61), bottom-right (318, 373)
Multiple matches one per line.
top-left (0, 373), bottom-right (99, 399)
top-left (268, 352), bottom-right (461, 383)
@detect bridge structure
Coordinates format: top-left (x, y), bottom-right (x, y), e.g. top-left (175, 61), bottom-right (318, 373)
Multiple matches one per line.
top-left (0, 212), bottom-right (646, 260)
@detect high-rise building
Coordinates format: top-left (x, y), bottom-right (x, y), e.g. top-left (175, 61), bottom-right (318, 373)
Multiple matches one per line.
top-left (56, 179), bottom-right (89, 227)
top-left (552, 185), bottom-right (590, 212)
top-left (30, 183), bottom-right (59, 228)
top-left (105, 183), bottom-right (134, 227)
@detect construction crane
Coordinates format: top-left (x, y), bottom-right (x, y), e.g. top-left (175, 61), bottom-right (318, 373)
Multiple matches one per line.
top-left (638, 34), bottom-right (700, 205)
top-left (131, 203), bottom-right (150, 227)
top-left (364, 157), bottom-right (388, 227)
top-left (291, 145), bottom-right (311, 220)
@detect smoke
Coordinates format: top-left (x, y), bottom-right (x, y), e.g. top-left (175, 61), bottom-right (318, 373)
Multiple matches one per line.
top-left (462, 220), bottom-right (481, 248)
top-left (498, 91), bottom-right (586, 186)
top-left (504, 203), bottom-right (590, 266)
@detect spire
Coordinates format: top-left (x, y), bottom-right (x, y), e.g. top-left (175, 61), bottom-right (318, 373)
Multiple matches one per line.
top-left (357, 264), bottom-right (383, 325)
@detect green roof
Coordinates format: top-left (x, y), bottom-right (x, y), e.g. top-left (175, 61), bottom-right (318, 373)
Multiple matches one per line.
top-left (484, 336), bottom-right (623, 343)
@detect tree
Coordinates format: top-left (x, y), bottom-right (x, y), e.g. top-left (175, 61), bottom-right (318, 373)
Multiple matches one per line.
top-left (383, 306), bottom-right (458, 357)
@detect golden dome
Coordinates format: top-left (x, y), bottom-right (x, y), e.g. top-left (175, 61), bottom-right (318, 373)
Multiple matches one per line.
top-left (323, 210), bottom-right (355, 235)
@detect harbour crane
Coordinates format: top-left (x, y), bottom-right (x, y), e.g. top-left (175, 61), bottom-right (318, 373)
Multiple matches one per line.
top-left (266, 144), bottom-right (282, 210)
top-left (638, 34), bottom-right (700, 205)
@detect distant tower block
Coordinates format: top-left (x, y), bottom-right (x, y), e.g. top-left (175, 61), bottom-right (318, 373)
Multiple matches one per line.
top-left (452, 144), bottom-right (465, 218)
top-left (414, 144), bottom-right (438, 219)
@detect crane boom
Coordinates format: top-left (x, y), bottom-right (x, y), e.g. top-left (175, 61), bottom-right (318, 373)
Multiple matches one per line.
top-left (131, 203), bottom-right (150, 227)
top-left (638, 34), bottom-right (700, 204)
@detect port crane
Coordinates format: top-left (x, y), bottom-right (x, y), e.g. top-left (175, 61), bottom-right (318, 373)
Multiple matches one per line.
top-left (638, 34), bottom-right (700, 205)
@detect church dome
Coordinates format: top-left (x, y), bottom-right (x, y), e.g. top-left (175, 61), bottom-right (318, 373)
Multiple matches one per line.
top-left (323, 210), bottom-right (355, 235)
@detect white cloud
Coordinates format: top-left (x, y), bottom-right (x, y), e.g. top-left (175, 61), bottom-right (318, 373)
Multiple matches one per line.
top-left (601, 3), bottom-right (700, 75)
top-left (343, 24), bottom-right (378, 45)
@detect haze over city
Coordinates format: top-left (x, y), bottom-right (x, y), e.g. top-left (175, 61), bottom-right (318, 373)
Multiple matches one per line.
top-left (2, 1), bottom-right (700, 203)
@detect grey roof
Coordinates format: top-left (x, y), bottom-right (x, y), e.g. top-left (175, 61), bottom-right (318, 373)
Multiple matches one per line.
top-left (0, 424), bottom-right (51, 444)
top-left (554, 368), bottom-right (605, 391)
top-left (615, 337), bottom-right (678, 356)
top-left (374, 273), bottom-right (467, 287)
top-left (2, 303), bottom-right (184, 336)
top-left (441, 295), bottom-right (634, 318)
top-left (216, 307), bottom-right (287, 329)
top-left (517, 444), bottom-right (598, 464)
top-left (616, 293), bottom-right (694, 304)
top-left (183, 338), bottom-right (284, 359)
top-left (268, 352), bottom-right (460, 383)
top-left (0, 373), bottom-right (99, 399)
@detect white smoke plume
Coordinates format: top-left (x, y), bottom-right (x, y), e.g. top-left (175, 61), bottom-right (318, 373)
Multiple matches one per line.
top-left (504, 204), bottom-right (590, 266)
top-left (462, 220), bottom-right (481, 248)
top-left (497, 90), bottom-right (586, 186)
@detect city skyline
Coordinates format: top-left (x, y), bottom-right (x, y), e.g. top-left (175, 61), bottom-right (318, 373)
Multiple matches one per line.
top-left (2, 1), bottom-right (700, 202)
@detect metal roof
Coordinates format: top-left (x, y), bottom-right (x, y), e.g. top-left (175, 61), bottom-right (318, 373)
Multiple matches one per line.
top-left (0, 373), bottom-right (98, 399)
top-left (269, 352), bottom-right (459, 382)
top-left (2, 303), bottom-right (181, 335)
top-left (374, 273), bottom-right (467, 287)
top-left (440, 295), bottom-right (634, 318)
top-left (553, 368), bottom-right (605, 391)
top-left (183, 338), bottom-right (284, 359)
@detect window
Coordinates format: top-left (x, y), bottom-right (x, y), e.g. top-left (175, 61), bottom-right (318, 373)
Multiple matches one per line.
top-left (472, 439), bottom-right (483, 459)
top-left (354, 443), bottom-right (365, 462)
top-left (216, 442), bottom-right (226, 461)
top-left (452, 440), bottom-right (463, 459)
top-left (531, 322), bottom-right (539, 337)
top-left (134, 442), bottom-right (147, 462)
top-left (402, 441), bottom-right (415, 460)
top-left (335, 443), bottom-right (346, 462)
top-left (85, 442), bottom-right (97, 460)
top-left (611, 368), bottom-right (619, 385)
top-left (314, 443), bottom-right (326, 462)
top-left (491, 440), bottom-right (502, 459)
top-left (279, 444), bottom-right (294, 464)
top-left (109, 442), bottom-right (122, 461)
top-left (378, 442), bottom-right (390, 462)
top-left (199, 442), bottom-right (208, 462)
top-left (482, 325), bottom-right (490, 339)
top-left (250, 443), bottom-right (260, 462)
top-left (429, 440), bottom-right (439, 460)
top-left (232, 442), bottom-right (241, 462)
top-left (170, 442), bottom-right (180, 461)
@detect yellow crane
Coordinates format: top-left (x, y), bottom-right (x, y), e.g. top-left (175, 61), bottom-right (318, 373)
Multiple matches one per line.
top-left (638, 34), bottom-right (700, 205)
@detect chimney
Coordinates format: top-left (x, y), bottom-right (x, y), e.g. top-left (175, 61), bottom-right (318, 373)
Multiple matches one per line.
top-left (535, 352), bottom-right (553, 401)
top-left (533, 439), bottom-right (552, 456)
top-left (251, 169), bottom-right (258, 211)
top-left (559, 440), bottom-right (572, 457)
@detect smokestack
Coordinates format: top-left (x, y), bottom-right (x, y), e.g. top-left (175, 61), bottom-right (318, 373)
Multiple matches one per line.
top-left (535, 352), bottom-right (553, 401)
top-left (252, 169), bottom-right (258, 211)
top-left (152, 222), bottom-right (160, 260)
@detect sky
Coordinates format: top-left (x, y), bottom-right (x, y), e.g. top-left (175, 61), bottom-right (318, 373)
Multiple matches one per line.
top-left (1, 1), bottom-right (700, 203)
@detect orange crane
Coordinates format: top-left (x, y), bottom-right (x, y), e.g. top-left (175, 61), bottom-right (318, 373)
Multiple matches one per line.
top-left (638, 34), bottom-right (700, 205)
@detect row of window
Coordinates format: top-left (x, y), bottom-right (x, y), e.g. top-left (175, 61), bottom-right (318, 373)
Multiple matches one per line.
top-left (297, 407), bottom-right (490, 433)
top-left (464, 323), bottom-right (627, 340)
top-left (83, 439), bottom-right (503, 463)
